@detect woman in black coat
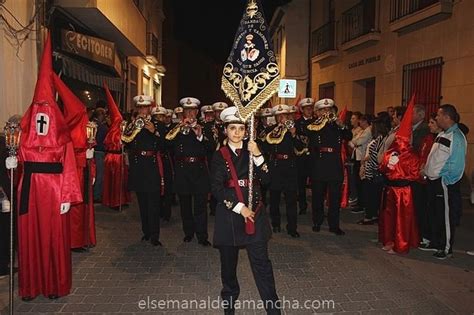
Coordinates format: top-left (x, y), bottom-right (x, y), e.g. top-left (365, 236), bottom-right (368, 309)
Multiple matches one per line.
top-left (211, 107), bottom-right (280, 315)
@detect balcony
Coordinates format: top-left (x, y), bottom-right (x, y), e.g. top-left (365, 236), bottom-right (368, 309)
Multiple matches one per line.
top-left (146, 32), bottom-right (160, 64)
top-left (340, 0), bottom-right (380, 51)
top-left (389, 0), bottom-right (453, 33)
top-left (55, 0), bottom-right (146, 56)
top-left (311, 22), bottom-right (338, 62)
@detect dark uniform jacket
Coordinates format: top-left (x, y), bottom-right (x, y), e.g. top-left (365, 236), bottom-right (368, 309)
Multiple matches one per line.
top-left (261, 124), bottom-right (303, 191)
top-left (166, 122), bottom-right (215, 194)
top-left (124, 119), bottom-right (165, 192)
top-left (305, 119), bottom-right (352, 182)
top-left (211, 145), bottom-right (271, 247)
top-left (294, 116), bottom-right (314, 167)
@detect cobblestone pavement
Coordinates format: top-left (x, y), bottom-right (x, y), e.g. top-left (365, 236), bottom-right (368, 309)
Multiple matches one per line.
top-left (1, 196), bottom-right (473, 314)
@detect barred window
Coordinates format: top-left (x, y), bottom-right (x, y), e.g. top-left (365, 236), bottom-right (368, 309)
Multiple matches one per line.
top-left (402, 57), bottom-right (443, 118)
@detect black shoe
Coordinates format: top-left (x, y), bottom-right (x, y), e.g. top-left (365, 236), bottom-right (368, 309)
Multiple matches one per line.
top-left (312, 225), bottom-right (321, 232)
top-left (48, 295), bottom-right (59, 300)
top-left (418, 243), bottom-right (438, 252)
top-left (198, 239), bottom-right (212, 247)
top-left (162, 218), bottom-right (170, 223)
top-left (210, 210), bottom-right (216, 216)
top-left (183, 235), bottom-right (193, 242)
top-left (71, 247), bottom-right (87, 253)
top-left (141, 235), bottom-right (150, 241)
top-left (288, 231), bottom-right (300, 238)
top-left (272, 226), bottom-right (281, 233)
top-left (21, 296), bottom-right (35, 302)
top-left (433, 250), bottom-right (453, 260)
top-left (299, 208), bottom-right (307, 215)
top-left (329, 228), bottom-right (345, 235)
top-left (350, 207), bottom-right (365, 214)
top-left (150, 238), bottom-right (162, 247)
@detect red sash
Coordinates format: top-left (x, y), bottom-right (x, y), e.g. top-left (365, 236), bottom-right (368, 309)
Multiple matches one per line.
top-left (156, 153), bottom-right (165, 196)
top-left (220, 146), bottom-right (256, 235)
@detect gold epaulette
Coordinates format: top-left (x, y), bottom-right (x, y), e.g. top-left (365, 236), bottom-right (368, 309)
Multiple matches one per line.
top-left (307, 118), bottom-right (328, 132)
top-left (121, 122), bottom-right (139, 143)
top-left (165, 123), bottom-right (182, 141)
top-left (265, 125), bottom-right (287, 145)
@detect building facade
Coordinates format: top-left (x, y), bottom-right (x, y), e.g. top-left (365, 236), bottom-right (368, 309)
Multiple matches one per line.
top-left (0, 0), bottom-right (39, 124)
top-left (269, 0), bottom-right (312, 106)
top-left (310, 0), bottom-right (473, 187)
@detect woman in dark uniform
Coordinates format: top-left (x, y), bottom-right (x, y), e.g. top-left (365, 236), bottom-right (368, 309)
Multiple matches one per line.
top-left (211, 107), bottom-right (280, 315)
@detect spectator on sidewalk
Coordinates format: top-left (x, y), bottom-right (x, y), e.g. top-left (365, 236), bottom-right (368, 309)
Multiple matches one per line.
top-left (424, 104), bottom-right (467, 259)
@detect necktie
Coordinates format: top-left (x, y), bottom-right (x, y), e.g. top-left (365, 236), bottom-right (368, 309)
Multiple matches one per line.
top-left (235, 149), bottom-right (242, 156)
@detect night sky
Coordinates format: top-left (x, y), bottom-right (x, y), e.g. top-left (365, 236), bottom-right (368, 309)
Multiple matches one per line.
top-left (171, 0), bottom-right (292, 63)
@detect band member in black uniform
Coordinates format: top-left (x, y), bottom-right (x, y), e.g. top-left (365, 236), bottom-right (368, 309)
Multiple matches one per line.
top-left (122, 95), bottom-right (165, 246)
top-left (211, 106), bottom-right (280, 315)
top-left (152, 107), bottom-right (174, 222)
top-left (305, 98), bottom-right (352, 235)
top-left (201, 105), bottom-right (219, 216)
top-left (256, 107), bottom-right (274, 207)
top-left (166, 97), bottom-right (214, 246)
top-left (261, 104), bottom-right (302, 238)
top-left (294, 98), bottom-right (314, 215)
top-left (212, 102), bottom-right (228, 149)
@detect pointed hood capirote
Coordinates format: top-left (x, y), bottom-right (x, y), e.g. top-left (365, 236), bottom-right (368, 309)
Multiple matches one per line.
top-left (103, 83), bottom-right (123, 151)
top-left (53, 73), bottom-right (88, 150)
top-left (20, 31), bottom-right (71, 149)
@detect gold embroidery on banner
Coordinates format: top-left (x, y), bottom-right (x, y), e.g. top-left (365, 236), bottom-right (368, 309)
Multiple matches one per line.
top-left (246, 0), bottom-right (258, 18)
top-left (222, 63), bottom-right (280, 122)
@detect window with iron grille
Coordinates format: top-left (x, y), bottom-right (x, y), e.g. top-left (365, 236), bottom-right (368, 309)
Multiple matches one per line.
top-left (402, 57), bottom-right (443, 117)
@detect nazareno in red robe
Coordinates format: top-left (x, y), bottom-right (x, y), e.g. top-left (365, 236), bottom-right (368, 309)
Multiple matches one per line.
top-left (102, 84), bottom-right (130, 208)
top-left (17, 32), bottom-right (82, 298)
top-left (53, 73), bottom-right (97, 248)
top-left (378, 96), bottom-right (420, 254)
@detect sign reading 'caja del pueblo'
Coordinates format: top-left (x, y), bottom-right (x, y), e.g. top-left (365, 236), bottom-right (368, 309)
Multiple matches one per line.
top-left (61, 29), bottom-right (115, 67)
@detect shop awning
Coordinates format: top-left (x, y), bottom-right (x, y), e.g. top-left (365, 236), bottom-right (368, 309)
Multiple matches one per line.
top-left (54, 53), bottom-right (123, 92)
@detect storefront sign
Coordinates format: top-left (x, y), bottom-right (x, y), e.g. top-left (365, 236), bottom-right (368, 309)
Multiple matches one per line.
top-left (348, 55), bottom-right (381, 69)
top-left (61, 29), bottom-right (115, 67)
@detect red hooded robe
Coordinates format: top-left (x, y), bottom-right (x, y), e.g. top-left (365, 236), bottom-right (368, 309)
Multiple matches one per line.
top-left (17, 32), bottom-right (82, 298)
top-left (378, 95), bottom-right (420, 253)
top-left (102, 84), bottom-right (130, 208)
top-left (53, 73), bottom-right (97, 248)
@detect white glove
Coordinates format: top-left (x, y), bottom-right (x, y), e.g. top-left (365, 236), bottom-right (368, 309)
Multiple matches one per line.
top-left (86, 148), bottom-right (94, 159)
top-left (388, 152), bottom-right (400, 170)
top-left (1, 199), bottom-right (10, 213)
top-left (60, 202), bottom-right (71, 214)
top-left (5, 156), bottom-right (18, 170)
top-left (92, 177), bottom-right (96, 185)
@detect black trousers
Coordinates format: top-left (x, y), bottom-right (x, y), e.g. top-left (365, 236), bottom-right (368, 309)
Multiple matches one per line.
top-left (296, 158), bottom-right (311, 212)
top-left (179, 193), bottom-right (208, 241)
top-left (0, 212), bottom-right (10, 275)
top-left (353, 160), bottom-right (362, 206)
top-left (209, 195), bottom-right (217, 215)
top-left (219, 242), bottom-right (280, 315)
top-left (312, 180), bottom-right (342, 230)
top-left (160, 192), bottom-right (172, 221)
top-left (411, 181), bottom-right (429, 241)
top-left (136, 191), bottom-right (161, 240)
top-left (428, 178), bottom-right (460, 253)
top-left (269, 190), bottom-right (297, 232)
top-left (362, 178), bottom-right (383, 219)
